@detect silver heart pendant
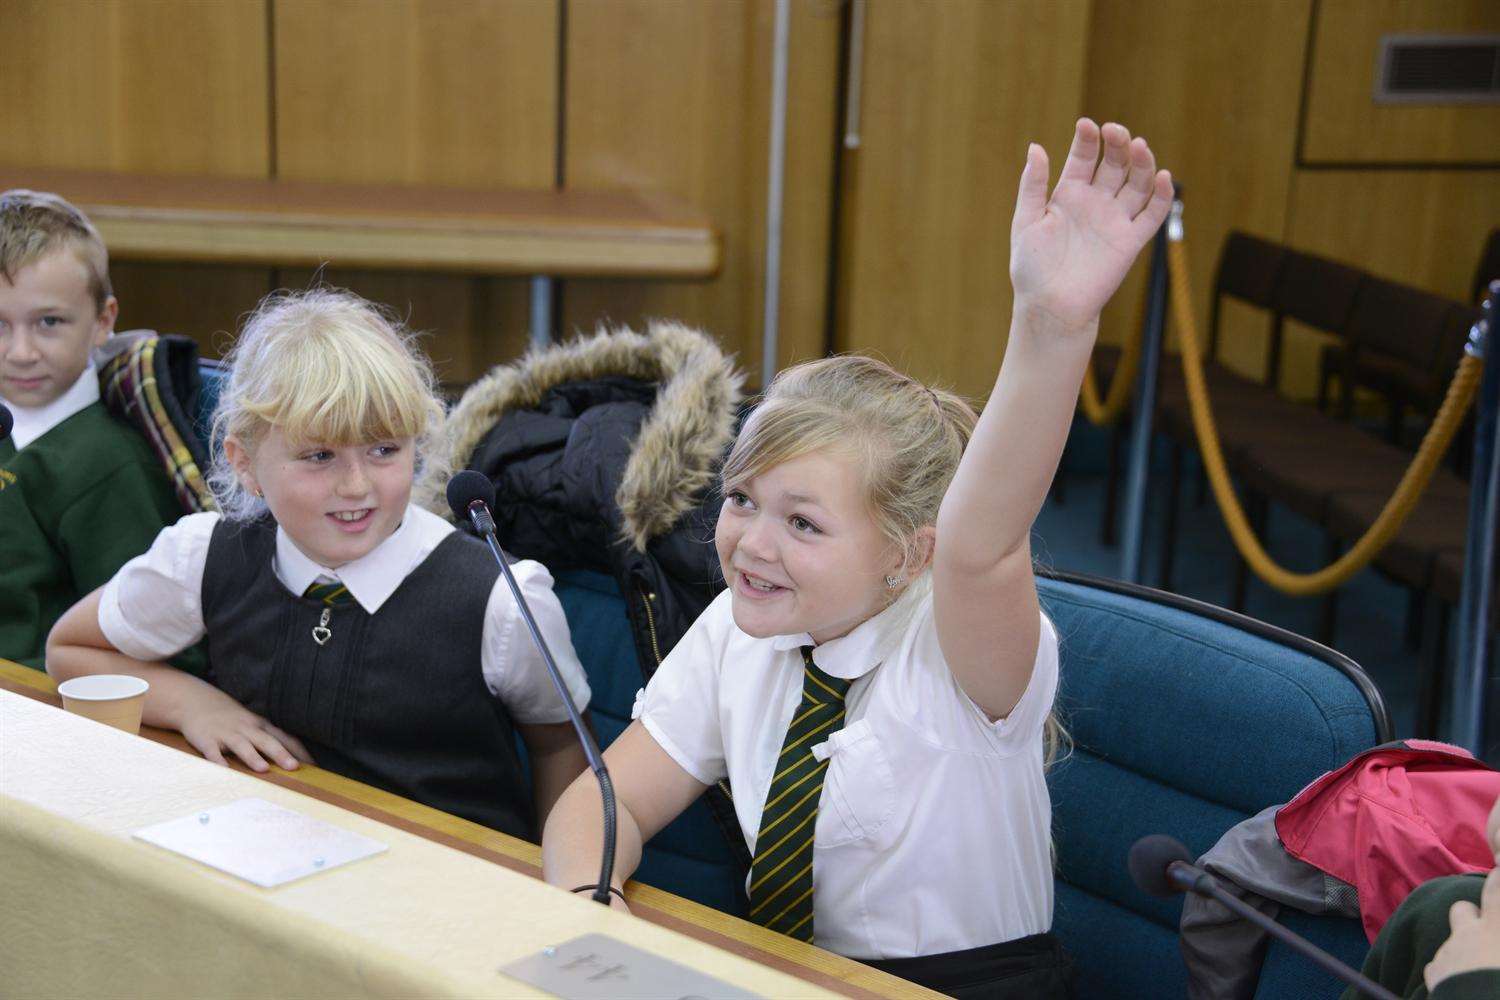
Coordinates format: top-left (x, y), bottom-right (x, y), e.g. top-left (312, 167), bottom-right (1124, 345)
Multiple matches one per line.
top-left (312, 625), bottom-right (331, 646)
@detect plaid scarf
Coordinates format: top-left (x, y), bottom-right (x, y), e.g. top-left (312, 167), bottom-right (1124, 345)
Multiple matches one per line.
top-left (99, 334), bottom-right (216, 514)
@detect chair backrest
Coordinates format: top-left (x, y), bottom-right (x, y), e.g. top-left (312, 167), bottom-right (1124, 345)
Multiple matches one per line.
top-left (1215, 232), bottom-right (1286, 308)
top-left (1272, 249), bottom-right (1364, 334)
top-left (1039, 571), bottom-right (1390, 1000)
top-left (552, 570), bottom-right (749, 916)
top-left (1209, 231), bottom-right (1287, 365)
top-left (1346, 277), bottom-right (1454, 373)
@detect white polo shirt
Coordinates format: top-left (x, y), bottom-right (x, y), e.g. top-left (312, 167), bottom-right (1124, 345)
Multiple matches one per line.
top-left (634, 573), bottom-right (1059, 959)
top-left (98, 504), bottom-right (590, 724)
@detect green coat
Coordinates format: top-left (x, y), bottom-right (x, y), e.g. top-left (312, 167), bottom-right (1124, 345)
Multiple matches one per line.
top-left (0, 402), bottom-right (183, 670)
top-left (1344, 874), bottom-right (1497, 1000)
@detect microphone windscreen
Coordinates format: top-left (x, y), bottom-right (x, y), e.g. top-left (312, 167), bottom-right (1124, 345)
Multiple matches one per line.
top-left (446, 470), bottom-right (496, 521)
top-left (0, 403), bottom-right (12, 441)
top-left (1128, 834), bottom-right (1194, 898)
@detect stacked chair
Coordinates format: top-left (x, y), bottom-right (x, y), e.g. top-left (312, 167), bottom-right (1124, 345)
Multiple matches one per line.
top-left (1099, 228), bottom-right (1495, 736)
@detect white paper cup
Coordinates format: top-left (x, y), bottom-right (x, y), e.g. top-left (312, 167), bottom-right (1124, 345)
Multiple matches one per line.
top-left (56, 675), bottom-right (150, 734)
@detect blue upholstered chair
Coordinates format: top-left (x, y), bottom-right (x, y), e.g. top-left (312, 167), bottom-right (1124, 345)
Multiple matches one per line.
top-left (1039, 570), bottom-right (1390, 1000)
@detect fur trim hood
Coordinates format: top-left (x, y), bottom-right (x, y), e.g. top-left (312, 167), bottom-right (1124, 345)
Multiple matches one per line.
top-left (416, 320), bottom-right (743, 551)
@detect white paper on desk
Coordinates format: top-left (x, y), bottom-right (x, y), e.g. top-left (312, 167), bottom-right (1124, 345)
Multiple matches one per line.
top-left (132, 796), bottom-right (387, 888)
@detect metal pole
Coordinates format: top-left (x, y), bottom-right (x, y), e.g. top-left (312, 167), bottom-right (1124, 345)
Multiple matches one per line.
top-left (760, 0), bottom-right (791, 390)
top-left (1453, 283), bottom-right (1499, 757)
top-left (1119, 200), bottom-right (1178, 582)
top-left (529, 276), bottom-right (553, 352)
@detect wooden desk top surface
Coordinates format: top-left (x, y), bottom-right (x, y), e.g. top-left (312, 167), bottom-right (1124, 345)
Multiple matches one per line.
top-left (0, 168), bottom-right (719, 277)
top-left (0, 661), bottom-right (934, 999)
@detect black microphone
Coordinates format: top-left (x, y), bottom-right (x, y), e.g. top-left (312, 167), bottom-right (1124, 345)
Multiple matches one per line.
top-left (446, 470), bottom-right (619, 907)
top-left (0, 402), bottom-right (12, 441)
top-left (1129, 835), bottom-right (1398, 1000)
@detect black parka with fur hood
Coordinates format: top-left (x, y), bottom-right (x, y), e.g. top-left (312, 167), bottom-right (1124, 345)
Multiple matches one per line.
top-left (417, 321), bottom-right (744, 701)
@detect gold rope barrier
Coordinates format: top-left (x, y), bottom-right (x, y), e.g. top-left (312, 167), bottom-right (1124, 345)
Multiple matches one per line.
top-left (1078, 290), bottom-right (1144, 426)
top-left (1169, 224), bottom-right (1483, 597)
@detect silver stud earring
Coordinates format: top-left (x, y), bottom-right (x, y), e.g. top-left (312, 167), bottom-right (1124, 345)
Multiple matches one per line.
top-left (885, 575), bottom-right (900, 590)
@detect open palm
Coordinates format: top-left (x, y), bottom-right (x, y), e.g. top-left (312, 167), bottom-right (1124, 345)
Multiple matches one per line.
top-left (1010, 119), bottom-right (1173, 331)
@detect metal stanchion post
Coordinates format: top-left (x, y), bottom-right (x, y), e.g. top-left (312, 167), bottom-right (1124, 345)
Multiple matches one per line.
top-left (1453, 282), bottom-right (1499, 759)
top-left (1119, 198), bottom-right (1179, 583)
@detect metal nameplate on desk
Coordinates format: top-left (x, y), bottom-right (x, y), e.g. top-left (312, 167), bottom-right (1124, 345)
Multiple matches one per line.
top-left (132, 796), bottom-right (387, 888)
top-left (500, 932), bottom-right (763, 999)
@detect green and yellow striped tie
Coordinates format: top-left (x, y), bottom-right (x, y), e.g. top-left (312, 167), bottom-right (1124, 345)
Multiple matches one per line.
top-left (747, 646), bottom-right (852, 942)
top-left (302, 581), bottom-right (355, 606)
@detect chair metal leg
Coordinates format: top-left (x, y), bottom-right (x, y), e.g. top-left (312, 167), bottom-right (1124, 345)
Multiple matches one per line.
top-left (1404, 587), bottom-right (1425, 651)
top-left (1102, 423), bottom-right (1124, 547)
top-left (1417, 594), bottom-right (1451, 739)
top-left (1230, 491), bottom-right (1267, 613)
top-left (1157, 441), bottom-right (1183, 591)
top-left (1318, 533), bottom-right (1342, 647)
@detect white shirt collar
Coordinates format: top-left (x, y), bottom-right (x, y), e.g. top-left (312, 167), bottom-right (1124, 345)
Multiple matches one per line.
top-left (272, 504), bottom-right (454, 613)
top-left (2, 362), bottom-right (100, 450)
top-left (768, 572), bottom-right (933, 680)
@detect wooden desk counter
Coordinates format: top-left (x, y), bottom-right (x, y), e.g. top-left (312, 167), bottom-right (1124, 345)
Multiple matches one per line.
top-left (0, 168), bottom-right (720, 279)
top-left (0, 662), bottom-right (935, 999)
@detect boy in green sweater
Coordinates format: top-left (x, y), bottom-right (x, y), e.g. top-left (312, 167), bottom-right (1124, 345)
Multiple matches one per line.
top-left (0, 190), bottom-right (183, 670)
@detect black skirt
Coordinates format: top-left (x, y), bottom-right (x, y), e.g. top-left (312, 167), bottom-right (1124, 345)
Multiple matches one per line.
top-left (860, 932), bottom-right (1074, 999)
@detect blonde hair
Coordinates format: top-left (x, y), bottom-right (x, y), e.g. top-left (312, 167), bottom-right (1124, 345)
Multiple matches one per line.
top-left (722, 355), bottom-right (976, 580)
top-left (0, 189), bottom-right (113, 311)
top-left (207, 288), bottom-right (447, 521)
top-left (722, 354), bottom-right (1070, 767)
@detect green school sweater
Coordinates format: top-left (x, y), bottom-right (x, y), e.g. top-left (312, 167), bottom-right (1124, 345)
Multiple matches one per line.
top-left (0, 401), bottom-right (186, 671)
top-left (1343, 874), bottom-right (1497, 1000)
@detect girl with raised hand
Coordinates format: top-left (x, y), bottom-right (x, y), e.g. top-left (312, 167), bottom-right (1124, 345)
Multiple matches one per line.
top-left (540, 119), bottom-right (1171, 997)
top-left (47, 288), bottom-right (591, 840)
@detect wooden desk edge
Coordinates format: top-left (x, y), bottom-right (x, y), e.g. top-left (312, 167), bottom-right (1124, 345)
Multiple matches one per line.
top-left (0, 662), bottom-right (935, 999)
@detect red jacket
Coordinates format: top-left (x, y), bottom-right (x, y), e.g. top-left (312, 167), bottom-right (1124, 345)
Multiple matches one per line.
top-left (1275, 739), bottom-right (1499, 941)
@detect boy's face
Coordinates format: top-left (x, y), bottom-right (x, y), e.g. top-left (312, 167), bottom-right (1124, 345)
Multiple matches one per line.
top-left (0, 250), bottom-right (115, 408)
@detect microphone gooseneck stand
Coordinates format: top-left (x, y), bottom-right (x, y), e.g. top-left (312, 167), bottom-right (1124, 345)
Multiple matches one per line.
top-left (1129, 834), bottom-right (1398, 1000)
top-left (446, 471), bottom-right (618, 907)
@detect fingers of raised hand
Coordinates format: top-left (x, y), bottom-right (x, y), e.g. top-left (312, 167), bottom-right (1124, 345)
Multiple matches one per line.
top-left (1131, 169), bottom-right (1174, 242)
top-left (1092, 122), bottom-right (1133, 193)
top-left (1058, 117), bottom-right (1102, 185)
top-left (1119, 137), bottom-right (1158, 216)
top-left (1012, 142), bottom-right (1050, 238)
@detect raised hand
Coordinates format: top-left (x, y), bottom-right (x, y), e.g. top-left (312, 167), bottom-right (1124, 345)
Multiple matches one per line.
top-left (1009, 118), bottom-right (1173, 332)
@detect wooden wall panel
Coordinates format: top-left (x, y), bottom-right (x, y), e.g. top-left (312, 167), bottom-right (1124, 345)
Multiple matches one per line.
top-left (1082, 0), bottom-right (1311, 391)
top-left (0, 0), bottom-right (270, 175)
top-left (560, 0), bottom-right (842, 382)
top-left (111, 264), bottom-right (273, 361)
top-left (834, 0), bottom-right (1090, 399)
top-left (0, 0), bottom-right (273, 362)
top-left (274, 0), bottom-right (560, 384)
top-left (1303, 0), bottom-right (1500, 165)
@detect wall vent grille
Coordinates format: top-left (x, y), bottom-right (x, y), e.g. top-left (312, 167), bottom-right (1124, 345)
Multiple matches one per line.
top-left (1375, 34), bottom-right (1500, 104)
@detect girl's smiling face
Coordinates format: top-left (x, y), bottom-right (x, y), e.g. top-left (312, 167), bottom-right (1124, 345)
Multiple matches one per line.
top-left (227, 426), bottom-right (415, 568)
top-left (715, 448), bottom-right (906, 645)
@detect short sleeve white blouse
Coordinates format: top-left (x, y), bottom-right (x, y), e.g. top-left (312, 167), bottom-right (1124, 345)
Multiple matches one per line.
top-left (633, 573), bottom-right (1059, 960)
